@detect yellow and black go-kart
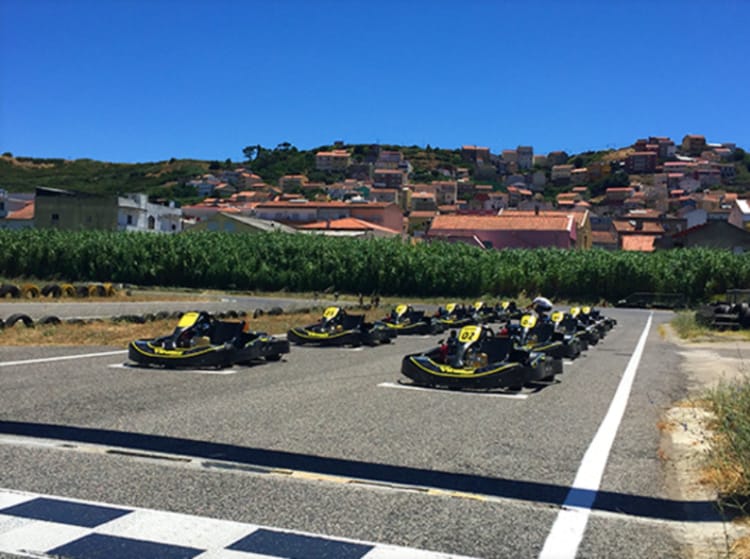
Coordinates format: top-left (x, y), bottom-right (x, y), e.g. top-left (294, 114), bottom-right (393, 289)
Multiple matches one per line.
top-left (434, 303), bottom-right (475, 328)
top-left (471, 301), bottom-right (499, 324)
top-left (549, 310), bottom-right (586, 358)
top-left (401, 324), bottom-right (554, 390)
top-left (570, 307), bottom-right (601, 345)
top-left (506, 314), bottom-right (565, 376)
top-left (580, 306), bottom-right (617, 335)
top-left (128, 311), bottom-right (290, 369)
top-left (381, 304), bottom-right (445, 335)
top-left (287, 306), bottom-right (395, 347)
top-left (496, 300), bottom-right (523, 321)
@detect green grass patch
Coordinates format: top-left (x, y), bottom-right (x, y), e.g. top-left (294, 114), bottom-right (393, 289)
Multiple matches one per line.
top-left (671, 311), bottom-right (712, 340)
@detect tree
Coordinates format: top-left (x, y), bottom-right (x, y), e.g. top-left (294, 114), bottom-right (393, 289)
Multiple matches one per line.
top-left (242, 144), bottom-right (262, 161)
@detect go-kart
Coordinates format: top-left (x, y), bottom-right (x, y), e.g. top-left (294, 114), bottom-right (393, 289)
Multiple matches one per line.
top-left (287, 306), bottom-right (395, 346)
top-left (549, 311), bottom-right (586, 358)
top-left (128, 311), bottom-right (290, 369)
top-left (471, 301), bottom-right (498, 324)
top-left (496, 300), bottom-right (523, 321)
top-left (504, 314), bottom-right (565, 375)
top-left (434, 303), bottom-right (475, 328)
top-left (381, 304), bottom-right (445, 335)
top-left (570, 307), bottom-right (601, 345)
top-left (581, 306), bottom-right (617, 334)
top-left (401, 324), bottom-right (554, 390)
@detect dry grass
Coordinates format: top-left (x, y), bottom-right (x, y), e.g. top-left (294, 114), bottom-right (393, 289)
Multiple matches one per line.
top-left (731, 534), bottom-right (750, 559)
top-left (0, 290), bottom-right (216, 304)
top-left (0, 307), bottom-right (391, 346)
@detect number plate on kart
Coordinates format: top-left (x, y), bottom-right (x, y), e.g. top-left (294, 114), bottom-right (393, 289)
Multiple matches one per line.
top-left (458, 325), bottom-right (481, 343)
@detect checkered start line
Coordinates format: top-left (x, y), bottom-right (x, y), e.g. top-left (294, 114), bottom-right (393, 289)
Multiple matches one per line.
top-left (0, 488), bottom-right (474, 559)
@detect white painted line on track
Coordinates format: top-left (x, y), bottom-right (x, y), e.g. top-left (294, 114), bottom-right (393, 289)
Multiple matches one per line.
top-left (378, 381), bottom-right (529, 399)
top-left (108, 363), bottom-right (239, 375)
top-left (0, 350), bottom-right (127, 368)
top-left (539, 313), bottom-right (653, 559)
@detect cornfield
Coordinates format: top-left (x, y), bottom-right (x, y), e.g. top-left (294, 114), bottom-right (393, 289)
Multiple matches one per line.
top-left (0, 229), bottom-right (747, 303)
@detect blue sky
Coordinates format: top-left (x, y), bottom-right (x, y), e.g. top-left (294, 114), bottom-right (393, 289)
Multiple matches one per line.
top-left (1, 0), bottom-right (748, 163)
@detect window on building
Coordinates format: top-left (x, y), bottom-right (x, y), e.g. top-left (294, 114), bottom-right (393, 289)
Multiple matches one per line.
top-left (127, 215), bottom-right (133, 225)
top-left (148, 216), bottom-right (155, 230)
top-left (51, 213), bottom-right (59, 224)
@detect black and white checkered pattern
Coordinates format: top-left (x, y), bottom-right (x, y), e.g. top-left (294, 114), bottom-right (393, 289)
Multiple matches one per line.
top-left (0, 488), bottom-right (474, 558)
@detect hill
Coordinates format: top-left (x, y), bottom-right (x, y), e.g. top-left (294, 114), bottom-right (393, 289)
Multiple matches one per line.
top-left (0, 154), bottom-right (216, 204)
top-left (2, 141), bottom-right (749, 205)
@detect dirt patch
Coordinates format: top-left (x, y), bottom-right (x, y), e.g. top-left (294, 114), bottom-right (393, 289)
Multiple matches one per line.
top-left (661, 325), bottom-right (750, 557)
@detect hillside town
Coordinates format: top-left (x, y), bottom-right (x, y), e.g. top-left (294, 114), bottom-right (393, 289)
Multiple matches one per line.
top-left (1, 133), bottom-right (749, 253)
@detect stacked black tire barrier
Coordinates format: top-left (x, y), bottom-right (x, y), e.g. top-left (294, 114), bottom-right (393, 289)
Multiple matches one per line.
top-left (0, 306), bottom-right (294, 333)
top-left (4, 313), bottom-right (34, 328)
top-left (696, 301), bottom-right (750, 330)
top-left (0, 282), bottom-right (117, 299)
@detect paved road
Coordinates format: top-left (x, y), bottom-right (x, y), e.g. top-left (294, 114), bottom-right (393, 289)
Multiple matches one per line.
top-left (0, 306), bottom-right (704, 558)
top-left (0, 294), bottom-right (324, 321)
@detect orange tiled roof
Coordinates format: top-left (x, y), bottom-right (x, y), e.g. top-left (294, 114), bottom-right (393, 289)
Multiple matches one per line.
top-left (430, 214), bottom-right (573, 232)
top-left (591, 230), bottom-right (617, 244)
top-left (6, 201), bottom-right (34, 220)
top-left (500, 208), bottom-right (588, 227)
top-left (256, 201), bottom-right (394, 209)
top-left (624, 209), bottom-right (661, 219)
top-left (612, 220), bottom-right (664, 234)
top-left (621, 235), bottom-right (656, 252)
top-left (300, 217), bottom-right (399, 234)
top-left (409, 211), bottom-right (438, 219)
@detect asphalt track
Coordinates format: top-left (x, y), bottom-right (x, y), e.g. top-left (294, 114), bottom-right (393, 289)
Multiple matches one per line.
top-left (0, 302), bottom-right (706, 558)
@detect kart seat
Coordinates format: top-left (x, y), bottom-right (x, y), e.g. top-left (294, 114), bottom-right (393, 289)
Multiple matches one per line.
top-left (209, 321), bottom-right (244, 345)
top-left (532, 323), bottom-right (555, 343)
top-left (481, 336), bottom-right (513, 363)
top-left (340, 313), bottom-right (364, 330)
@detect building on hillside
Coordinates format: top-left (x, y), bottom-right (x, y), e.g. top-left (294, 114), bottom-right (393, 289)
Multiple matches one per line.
top-left (613, 218), bottom-right (664, 251)
top-left (681, 134), bottom-right (707, 156)
top-left (499, 208), bottom-right (592, 249)
top-left (33, 188), bottom-right (182, 232)
top-left (625, 152), bottom-right (657, 174)
top-left (409, 191), bottom-right (437, 212)
top-left (461, 145), bottom-right (491, 165)
top-left (315, 149), bottom-right (351, 171)
top-left (253, 200), bottom-right (403, 232)
top-left (299, 217), bottom-right (401, 239)
top-left (516, 146), bottom-right (534, 170)
top-left (0, 200), bottom-right (34, 230)
top-left (729, 199), bottom-right (750, 231)
top-left (118, 193), bottom-right (182, 233)
top-left (278, 174), bottom-right (308, 193)
top-left (407, 210), bottom-right (437, 237)
top-left (373, 168), bottom-right (407, 189)
top-left (551, 164), bottom-right (574, 185)
top-left (185, 212), bottom-right (296, 234)
top-left (426, 213), bottom-right (578, 249)
top-left (655, 220), bottom-right (750, 252)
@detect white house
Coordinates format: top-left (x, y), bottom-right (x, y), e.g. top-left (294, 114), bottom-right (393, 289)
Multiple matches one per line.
top-left (729, 199), bottom-right (750, 231)
top-left (117, 193), bottom-right (182, 233)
